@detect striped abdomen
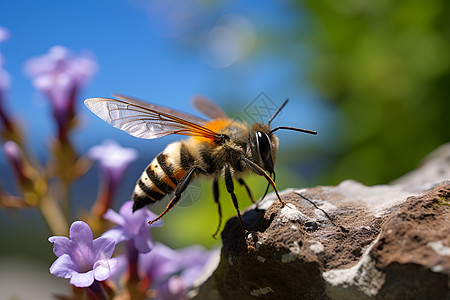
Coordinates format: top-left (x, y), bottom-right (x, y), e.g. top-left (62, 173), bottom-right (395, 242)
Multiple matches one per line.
top-left (132, 142), bottom-right (188, 211)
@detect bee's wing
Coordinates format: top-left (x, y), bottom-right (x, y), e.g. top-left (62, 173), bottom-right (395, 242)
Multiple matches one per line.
top-left (192, 95), bottom-right (228, 120)
top-left (113, 94), bottom-right (208, 124)
top-left (84, 96), bottom-right (222, 140)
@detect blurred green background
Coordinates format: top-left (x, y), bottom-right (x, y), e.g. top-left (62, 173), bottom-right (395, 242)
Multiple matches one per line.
top-left (296, 0), bottom-right (450, 185)
top-left (1, 0), bottom-right (449, 284)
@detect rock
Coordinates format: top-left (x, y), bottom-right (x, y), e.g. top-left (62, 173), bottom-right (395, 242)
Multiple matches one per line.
top-left (191, 144), bottom-right (450, 300)
top-left (369, 183), bottom-right (450, 300)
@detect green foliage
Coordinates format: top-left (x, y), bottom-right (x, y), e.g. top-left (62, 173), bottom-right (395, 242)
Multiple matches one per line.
top-left (295, 0), bottom-right (450, 185)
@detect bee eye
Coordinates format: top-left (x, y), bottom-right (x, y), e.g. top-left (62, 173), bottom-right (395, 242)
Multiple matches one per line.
top-left (256, 131), bottom-right (274, 172)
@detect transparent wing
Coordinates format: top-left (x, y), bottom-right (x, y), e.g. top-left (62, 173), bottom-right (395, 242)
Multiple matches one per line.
top-left (114, 94), bottom-right (208, 124)
top-left (84, 96), bottom-right (222, 140)
top-left (192, 95), bottom-right (227, 120)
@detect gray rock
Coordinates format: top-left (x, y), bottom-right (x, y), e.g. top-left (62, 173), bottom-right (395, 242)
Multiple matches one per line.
top-left (191, 143), bottom-right (450, 300)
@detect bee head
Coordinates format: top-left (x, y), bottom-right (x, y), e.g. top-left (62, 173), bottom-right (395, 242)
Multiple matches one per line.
top-left (250, 123), bottom-right (278, 174)
top-left (248, 99), bottom-right (317, 200)
top-left (250, 99), bottom-right (317, 174)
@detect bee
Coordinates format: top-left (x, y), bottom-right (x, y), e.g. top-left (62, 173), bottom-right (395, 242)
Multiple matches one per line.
top-left (84, 95), bottom-right (317, 236)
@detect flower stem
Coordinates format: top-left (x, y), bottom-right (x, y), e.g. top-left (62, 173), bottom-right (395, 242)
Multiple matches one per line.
top-left (92, 175), bottom-right (117, 219)
top-left (51, 133), bottom-right (78, 222)
top-left (39, 194), bottom-right (68, 236)
top-left (61, 181), bottom-right (71, 223)
top-left (0, 92), bottom-right (13, 133)
top-left (86, 280), bottom-right (107, 300)
top-left (127, 239), bottom-right (139, 284)
top-left (126, 239), bottom-right (148, 299)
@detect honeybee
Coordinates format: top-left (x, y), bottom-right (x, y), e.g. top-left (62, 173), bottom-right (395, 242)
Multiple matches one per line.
top-left (84, 95), bottom-right (316, 236)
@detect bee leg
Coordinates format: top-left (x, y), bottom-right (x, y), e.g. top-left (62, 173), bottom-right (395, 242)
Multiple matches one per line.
top-left (224, 164), bottom-right (248, 233)
top-left (237, 178), bottom-right (255, 204)
top-left (242, 158), bottom-right (285, 207)
top-left (149, 167), bottom-right (199, 225)
top-left (211, 178), bottom-right (222, 239)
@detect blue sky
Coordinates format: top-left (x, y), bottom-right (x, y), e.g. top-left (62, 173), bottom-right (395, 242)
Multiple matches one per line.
top-left (0, 0), bottom-right (336, 187)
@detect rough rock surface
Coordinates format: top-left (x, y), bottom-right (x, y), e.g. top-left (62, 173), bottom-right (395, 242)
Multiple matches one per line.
top-left (192, 144), bottom-right (450, 300)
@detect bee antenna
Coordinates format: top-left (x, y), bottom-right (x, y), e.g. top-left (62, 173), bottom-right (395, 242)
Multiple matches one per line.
top-left (268, 99), bottom-right (289, 125)
top-left (269, 126), bottom-right (318, 136)
top-left (267, 99), bottom-right (317, 136)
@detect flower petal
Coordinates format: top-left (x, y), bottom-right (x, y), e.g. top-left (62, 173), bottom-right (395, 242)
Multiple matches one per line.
top-left (92, 236), bottom-right (116, 260)
top-left (108, 255), bottom-right (127, 285)
top-left (49, 254), bottom-right (78, 278)
top-left (124, 205), bottom-right (147, 235)
top-left (89, 141), bottom-right (137, 184)
top-left (119, 201), bottom-right (135, 218)
top-left (0, 27), bottom-right (10, 43)
top-left (157, 275), bottom-right (187, 300)
top-left (101, 227), bottom-right (128, 244)
top-left (140, 243), bottom-right (181, 282)
top-left (93, 258), bottom-right (118, 281)
top-left (134, 226), bottom-right (153, 253)
top-left (103, 208), bottom-right (125, 227)
top-left (69, 221), bottom-right (93, 245)
top-left (48, 236), bottom-right (72, 257)
top-left (69, 270), bottom-right (95, 288)
top-left (168, 275), bottom-right (187, 295)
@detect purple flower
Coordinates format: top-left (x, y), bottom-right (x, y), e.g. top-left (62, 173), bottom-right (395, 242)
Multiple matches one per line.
top-left (103, 201), bottom-right (162, 287)
top-left (140, 242), bottom-right (182, 285)
top-left (3, 141), bottom-right (32, 188)
top-left (176, 246), bottom-right (215, 287)
top-left (88, 140), bottom-right (138, 217)
top-left (3, 140), bottom-right (22, 171)
top-left (88, 139), bottom-right (138, 184)
top-left (24, 45), bottom-right (97, 93)
top-left (139, 243), bottom-right (218, 299)
top-left (103, 201), bottom-right (161, 253)
top-left (0, 27), bottom-right (10, 43)
top-left (24, 46), bottom-right (97, 134)
top-left (158, 276), bottom-right (187, 300)
top-left (0, 27), bottom-right (11, 129)
top-left (108, 242), bottom-right (182, 288)
top-left (0, 54), bottom-right (10, 91)
top-left (0, 63), bottom-right (12, 131)
top-left (49, 221), bottom-right (117, 287)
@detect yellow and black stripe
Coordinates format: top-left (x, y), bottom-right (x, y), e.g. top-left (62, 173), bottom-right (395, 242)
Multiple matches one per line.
top-left (132, 142), bottom-right (192, 211)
